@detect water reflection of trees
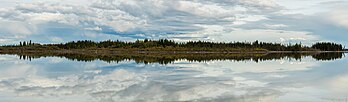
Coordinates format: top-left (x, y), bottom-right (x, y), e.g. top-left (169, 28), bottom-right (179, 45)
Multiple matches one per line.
top-left (16, 52), bottom-right (345, 64)
top-left (312, 52), bottom-right (344, 61)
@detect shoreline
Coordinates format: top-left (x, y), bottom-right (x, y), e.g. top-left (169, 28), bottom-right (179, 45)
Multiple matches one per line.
top-left (1, 39), bottom-right (345, 55)
top-left (1, 46), bottom-right (347, 55)
top-left (0, 48), bottom-right (347, 55)
top-left (0, 47), bottom-right (345, 63)
top-left (0, 49), bottom-right (345, 64)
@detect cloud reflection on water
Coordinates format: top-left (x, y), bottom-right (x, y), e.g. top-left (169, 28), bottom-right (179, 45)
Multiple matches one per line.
top-left (0, 55), bottom-right (347, 102)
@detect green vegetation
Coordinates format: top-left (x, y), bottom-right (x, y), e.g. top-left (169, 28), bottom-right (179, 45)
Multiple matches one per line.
top-left (0, 39), bottom-right (345, 64)
top-left (312, 42), bottom-right (344, 51)
top-left (2, 39), bottom-right (345, 52)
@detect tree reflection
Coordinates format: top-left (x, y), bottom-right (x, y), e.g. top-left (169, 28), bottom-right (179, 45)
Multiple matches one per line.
top-left (312, 52), bottom-right (344, 61)
top-left (14, 52), bottom-right (345, 64)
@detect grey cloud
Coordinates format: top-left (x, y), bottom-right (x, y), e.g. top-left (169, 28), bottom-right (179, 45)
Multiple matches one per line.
top-left (238, 11), bottom-right (348, 45)
top-left (0, 0), bottom-right (285, 44)
top-left (2, 0), bottom-right (345, 45)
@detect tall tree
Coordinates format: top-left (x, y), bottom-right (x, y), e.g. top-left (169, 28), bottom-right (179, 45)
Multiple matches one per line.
top-left (23, 41), bottom-right (26, 46)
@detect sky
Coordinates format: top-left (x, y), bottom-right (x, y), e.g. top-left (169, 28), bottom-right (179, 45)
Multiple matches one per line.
top-left (0, 0), bottom-right (347, 46)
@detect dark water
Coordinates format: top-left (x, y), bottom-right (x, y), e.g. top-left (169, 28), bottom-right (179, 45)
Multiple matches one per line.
top-left (0, 53), bottom-right (347, 102)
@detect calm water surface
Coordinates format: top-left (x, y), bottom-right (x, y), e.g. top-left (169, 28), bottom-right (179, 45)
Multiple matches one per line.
top-left (0, 53), bottom-right (347, 102)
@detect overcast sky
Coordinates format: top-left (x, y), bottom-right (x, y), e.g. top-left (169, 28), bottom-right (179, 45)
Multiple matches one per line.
top-left (0, 0), bottom-right (347, 46)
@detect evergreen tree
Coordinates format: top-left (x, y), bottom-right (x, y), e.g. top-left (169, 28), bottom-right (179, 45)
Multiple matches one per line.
top-left (10, 39), bottom-right (345, 52)
top-left (23, 41), bottom-right (26, 46)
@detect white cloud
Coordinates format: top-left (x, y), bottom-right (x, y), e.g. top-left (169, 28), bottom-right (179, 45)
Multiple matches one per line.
top-left (0, 0), bottom-right (347, 45)
top-left (237, 0), bottom-right (279, 10)
top-left (175, 28), bottom-right (319, 44)
top-left (0, 21), bottom-right (33, 35)
top-left (49, 37), bottom-right (64, 42)
top-left (264, 24), bottom-right (288, 29)
top-left (84, 26), bottom-right (102, 31)
top-left (327, 7), bottom-right (348, 28)
top-left (176, 1), bottom-right (236, 18)
top-left (0, 0), bottom-right (287, 45)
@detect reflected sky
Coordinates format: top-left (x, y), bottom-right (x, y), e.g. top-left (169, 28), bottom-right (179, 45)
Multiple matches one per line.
top-left (0, 55), bottom-right (347, 102)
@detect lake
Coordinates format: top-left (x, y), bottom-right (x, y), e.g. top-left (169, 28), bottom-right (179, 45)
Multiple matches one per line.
top-left (0, 53), bottom-right (347, 102)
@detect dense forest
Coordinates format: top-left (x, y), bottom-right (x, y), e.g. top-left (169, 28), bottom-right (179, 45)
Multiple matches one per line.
top-left (9, 39), bottom-right (345, 51)
top-left (0, 39), bottom-right (346, 64)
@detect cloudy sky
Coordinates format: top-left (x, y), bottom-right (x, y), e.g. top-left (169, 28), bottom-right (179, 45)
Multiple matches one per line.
top-left (0, 0), bottom-right (347, 45)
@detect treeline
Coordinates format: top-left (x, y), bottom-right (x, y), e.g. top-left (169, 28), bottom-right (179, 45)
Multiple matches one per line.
top-left (312, 42), bottom-right (344, 51)
top-left (18, 40), bottom-right (39, 46)
top-left (9, 39), bottom-right (345, 51)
